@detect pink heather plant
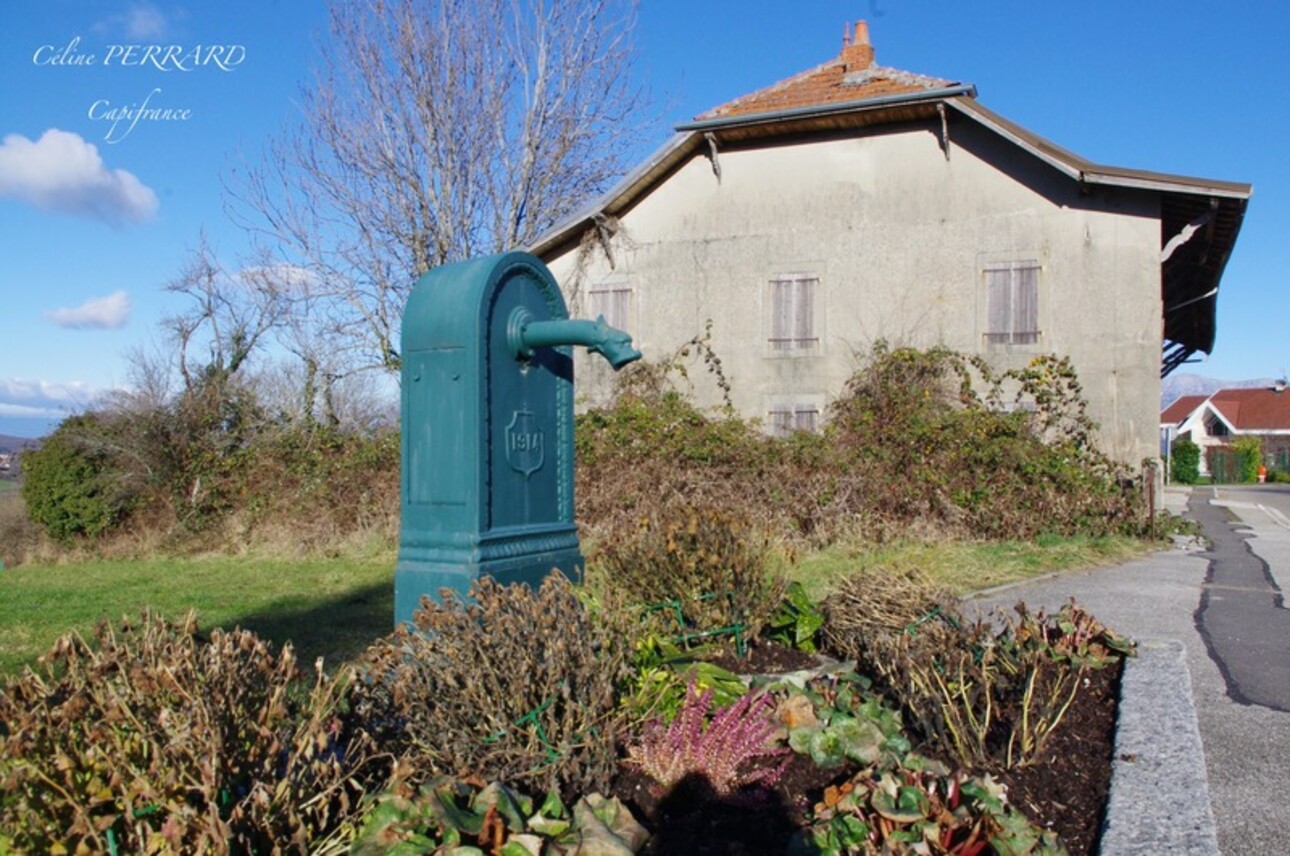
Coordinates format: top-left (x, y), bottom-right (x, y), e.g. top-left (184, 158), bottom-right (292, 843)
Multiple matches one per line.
top-left (626, 682), bottom-right (790, 796)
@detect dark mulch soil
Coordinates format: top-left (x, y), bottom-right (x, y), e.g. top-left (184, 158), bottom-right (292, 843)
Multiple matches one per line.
top-left (990, 660), bottom-right (1121, 856)
top-left (611, 640), bottom-right (1121, 856)
top-left (702, 637), bottom-right (823, 674)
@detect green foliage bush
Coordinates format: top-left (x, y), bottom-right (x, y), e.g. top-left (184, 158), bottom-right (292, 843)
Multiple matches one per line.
top-left (1170, 438), bottom-right (1201, 484)
top-left (577, 344), bottom-right (1145, 549)
top-left (0, 612), bottom-right (384, 854)
top-left (824, 346), bottom-right (1134, 541)
top-left (1232, 436), bottom-right (1263, 483)
top-left (20, 415), bottom-right (126, 541)
top-left (235, 424), bottom-right (400, 547)
top-left (352, 574), bottom-right (634, 800)
top-left (21, 388), bottom-right (400, 554)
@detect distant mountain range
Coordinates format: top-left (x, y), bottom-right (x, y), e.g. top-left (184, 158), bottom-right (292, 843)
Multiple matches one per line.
top-left (0, 434), bottom-right (40, 455)
top-left (1161, 373), bottom-right (1278, 408)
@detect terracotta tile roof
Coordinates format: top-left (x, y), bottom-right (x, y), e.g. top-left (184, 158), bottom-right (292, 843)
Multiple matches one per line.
top-left (1161, 395), bottom-right (1207, 424)
top-left (697, 21), bottom-right (956, 121)
top-left (1208, 387), bottom-right (1290, 431)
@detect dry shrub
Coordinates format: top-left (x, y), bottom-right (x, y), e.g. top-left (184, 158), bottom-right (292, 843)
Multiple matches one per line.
top-left (0, 491), bottom-right (43, 567)
top-left (822, 571), bottom-right (1129, 769)
top-left (0, 612), bottom-right (385, 854)
top-left (577, 344), bottom-right (1146, 550)
top-left (575, 385), bottom-right (796, 539)
top-left (819, 564), bottom-right (961, 660)
top-left (234, 427), bottom-right (400, 554)
top-left (590, 505), bottom-right (787, 641)
top-left (352, 574), bottom-right (633, 800)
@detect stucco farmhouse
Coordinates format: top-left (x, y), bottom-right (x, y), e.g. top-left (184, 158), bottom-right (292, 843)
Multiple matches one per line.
top-left (532, 22), bottom-right (1250, 466)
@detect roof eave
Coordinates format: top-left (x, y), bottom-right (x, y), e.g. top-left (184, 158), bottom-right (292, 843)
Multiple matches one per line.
top-left (1203, 402), bottom-right (1241, 435)
top-left (947, 98), bottom-right (1252, 200)
top-left (528, 131), bottom-right (700, 258)
top-left (675, 85), bottom-right (978, 133)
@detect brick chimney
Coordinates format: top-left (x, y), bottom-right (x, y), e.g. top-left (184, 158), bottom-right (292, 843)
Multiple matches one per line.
top-left (841, 20), bottom-right (874, 70)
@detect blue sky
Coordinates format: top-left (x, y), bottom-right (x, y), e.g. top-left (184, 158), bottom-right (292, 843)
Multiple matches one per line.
top-left (1, 0), bottom-right (1286, 437)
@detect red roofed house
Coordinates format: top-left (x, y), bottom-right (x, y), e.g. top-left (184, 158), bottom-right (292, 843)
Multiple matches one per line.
top-left (1163, 385), bottom-right (1290, 476)
top-left (532, 22), bottom-right (1250, 466)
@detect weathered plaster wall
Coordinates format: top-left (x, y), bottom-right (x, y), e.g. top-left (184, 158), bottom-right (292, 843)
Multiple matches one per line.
top-left (547, 118), bottom-right (1163, 465)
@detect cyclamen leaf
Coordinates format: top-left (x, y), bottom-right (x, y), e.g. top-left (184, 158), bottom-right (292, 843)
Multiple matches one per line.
top-left (537, 789), bottom-right (567, 820)
top-left (834, 814), bottom-right (868, 846)
top-left (527, 813), bottom-right (571, 837)
top-left (788, 724), bottom-right (822, 755)
top-left (501, 837), bottom-right (544, 856)
top-left (808, 728), bottom-right (845, 768)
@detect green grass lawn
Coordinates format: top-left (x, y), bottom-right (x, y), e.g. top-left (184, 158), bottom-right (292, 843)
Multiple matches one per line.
top-left (0, 553), bottom-right (394, 676)
top-left (783, 535), bottom-right (1156, 602)
top-left (0, 535), bottom-right (1157, 678)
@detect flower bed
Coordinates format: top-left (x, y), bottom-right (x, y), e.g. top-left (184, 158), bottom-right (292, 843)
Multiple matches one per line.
top-left (0, 564), bottom-right (1130, 855)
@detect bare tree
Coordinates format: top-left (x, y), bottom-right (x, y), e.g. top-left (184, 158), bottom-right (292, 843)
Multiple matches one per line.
top-left (230, 0), bottom-right (648, 374)
top-left (163, 235), bottom-right (291, 391)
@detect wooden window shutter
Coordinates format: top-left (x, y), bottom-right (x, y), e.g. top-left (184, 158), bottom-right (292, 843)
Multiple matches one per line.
top-left (589, 286), bottom-right (631, 331)
top-left (1014, 264), bottom-right (1039, 343)
top-left (770, 275), bottom-right (819, 350)
top-left (985, 262), bottom-right (1040, 344)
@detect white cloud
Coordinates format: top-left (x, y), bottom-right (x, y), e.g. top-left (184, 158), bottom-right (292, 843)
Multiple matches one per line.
top-left (0, 401), bottom-right (68, 420)
top-left (124, 3), bottom-right (169, 40)
top-left (94, 3), bottom-right (171, 40)
top-left (0, 129), bottom-right (159, 225)
top-left (45, 290), bottom-right (132, 330)
top-left (0, 379), bottom-right (108, 436)
top-left (0, 378), bottom-right (101, 414)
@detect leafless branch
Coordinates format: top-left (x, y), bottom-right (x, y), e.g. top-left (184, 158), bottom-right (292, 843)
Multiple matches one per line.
top-left (226, 0), bottom-right (648, 376)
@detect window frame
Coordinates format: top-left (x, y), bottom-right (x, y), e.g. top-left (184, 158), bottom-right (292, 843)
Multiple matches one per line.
top-left (982, 260), bottom-right (1042, 347)
top-left (766, 272), bottom-right (821, 355)
top-left (765, 393), bottom-right (824, 438)
top-left (587, 283), bottom-right (633, 334)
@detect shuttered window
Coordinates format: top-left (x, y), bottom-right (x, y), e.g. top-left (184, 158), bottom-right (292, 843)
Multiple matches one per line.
top-left (589, 286), bottom-right (631, 332)
top-left (769, 275), bottom-right (818, 351)
top-left (984, 262), bottom-right (1040, 345)
top-left (769, 406), bottom-right (819, 437)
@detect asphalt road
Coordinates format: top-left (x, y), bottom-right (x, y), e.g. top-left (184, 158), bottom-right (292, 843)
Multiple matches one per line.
top-left (1191, 492), bottom-right (1290, 711)
top-left (1213, 481), bottom-right (1290, 521)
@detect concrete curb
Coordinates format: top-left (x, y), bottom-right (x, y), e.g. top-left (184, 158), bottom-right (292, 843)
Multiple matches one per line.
top-left (1100, 639), bottom-right (1219, 855)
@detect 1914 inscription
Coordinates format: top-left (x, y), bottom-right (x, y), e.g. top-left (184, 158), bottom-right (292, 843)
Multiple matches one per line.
top-left (504, 410), bottom-right (544, 477)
